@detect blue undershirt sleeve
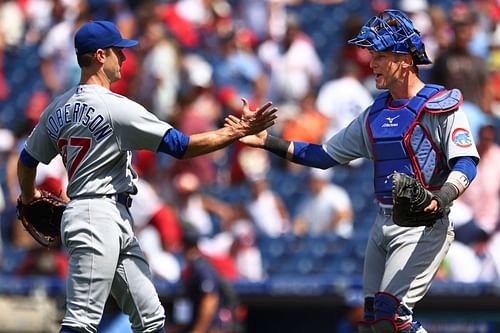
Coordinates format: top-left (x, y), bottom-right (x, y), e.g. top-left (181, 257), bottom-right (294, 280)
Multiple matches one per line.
top-left (19, 148), bottom-right (39, 168)
top-left (157, 128), bottom-right (190, 159)
top-left (450, 156), bottom-right (477, 182)
top-left (292, 142), bottom-right (340, 169)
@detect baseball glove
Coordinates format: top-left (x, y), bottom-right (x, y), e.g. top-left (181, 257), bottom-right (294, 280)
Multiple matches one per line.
top-left (391, 172), bottom-right (443, 227)
top-left (16, 190), bottom-right (67, 248)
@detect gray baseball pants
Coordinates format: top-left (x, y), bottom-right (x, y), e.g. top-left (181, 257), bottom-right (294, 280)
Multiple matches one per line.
top-left (60, 197), bottom-right (165, 333)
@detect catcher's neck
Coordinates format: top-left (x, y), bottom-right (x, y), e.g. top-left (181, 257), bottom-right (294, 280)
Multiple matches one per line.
top-left (390, 71), bottom-right (425, 100)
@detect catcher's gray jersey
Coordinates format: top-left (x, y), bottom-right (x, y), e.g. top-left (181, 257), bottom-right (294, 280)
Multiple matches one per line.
top-left (322, 105), bottom-right (480, 177)
top-left (24, 84), bottom-right (171, 198)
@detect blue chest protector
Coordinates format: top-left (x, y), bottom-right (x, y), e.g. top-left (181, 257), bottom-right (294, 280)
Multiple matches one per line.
top-left (367, 84), bottom-right (462, 204)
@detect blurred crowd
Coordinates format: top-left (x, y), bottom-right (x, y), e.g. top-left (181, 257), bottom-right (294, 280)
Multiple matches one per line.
top-left (0, 0), bottom-right (500, 308)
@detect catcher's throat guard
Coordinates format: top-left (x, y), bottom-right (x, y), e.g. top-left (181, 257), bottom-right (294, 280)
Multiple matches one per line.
top-left (16, 190), bottom-right (67, 248)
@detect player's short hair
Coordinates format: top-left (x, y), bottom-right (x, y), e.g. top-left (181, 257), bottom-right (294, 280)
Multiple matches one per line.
top-left (76, 48), bottom-right (111, 68)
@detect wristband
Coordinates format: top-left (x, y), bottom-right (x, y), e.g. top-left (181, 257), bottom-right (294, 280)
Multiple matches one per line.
top-left (433, 182), bottom-right (459, 209)
top-left (264, 135), bottom-right (290, 159)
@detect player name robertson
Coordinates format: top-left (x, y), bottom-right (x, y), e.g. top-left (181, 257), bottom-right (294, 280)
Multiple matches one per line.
top-left (46, 102), bottom-right (113, 141)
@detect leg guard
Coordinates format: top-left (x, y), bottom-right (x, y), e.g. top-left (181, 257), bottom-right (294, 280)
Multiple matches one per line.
top-left (370, 292), bottom-right (400, 333)
top-left (374, 292), bottom-right (400, 320)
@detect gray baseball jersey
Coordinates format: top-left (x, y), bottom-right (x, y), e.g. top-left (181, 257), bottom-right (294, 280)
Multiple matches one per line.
top-left (24, 84), bottom-right (170, 333)
top-left (25, 84), bottom-right (171, 198)
top-left (323, 105), bottom-right (479, 166)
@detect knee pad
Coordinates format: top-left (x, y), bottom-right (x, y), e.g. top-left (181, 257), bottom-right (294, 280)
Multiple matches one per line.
top-left (374, 292), bottom-right (400, 320)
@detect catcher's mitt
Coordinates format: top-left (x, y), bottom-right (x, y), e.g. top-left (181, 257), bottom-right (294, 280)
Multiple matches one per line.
top-left (16, 190), bottom-right (67, 248)
top-left (391, 172), bottom-right (443, 227)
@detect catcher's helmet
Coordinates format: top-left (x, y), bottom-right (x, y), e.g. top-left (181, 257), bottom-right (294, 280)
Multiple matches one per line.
top-left (348, 9), bottom-right (431, 65)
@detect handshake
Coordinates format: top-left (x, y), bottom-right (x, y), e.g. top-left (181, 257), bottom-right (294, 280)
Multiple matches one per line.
top-left (223, 98), bottom-right (277, 148)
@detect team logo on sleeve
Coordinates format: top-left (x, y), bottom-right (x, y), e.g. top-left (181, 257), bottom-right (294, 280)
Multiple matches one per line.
top-left (452, 128), bottom-right (473, 147)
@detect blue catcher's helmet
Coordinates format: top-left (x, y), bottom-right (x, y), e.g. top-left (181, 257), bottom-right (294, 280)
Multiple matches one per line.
top-left (348, 9), bottom-right (431, 65)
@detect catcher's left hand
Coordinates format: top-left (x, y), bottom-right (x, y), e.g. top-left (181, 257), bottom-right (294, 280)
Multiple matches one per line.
top-left (16, 190), bottom-right (67, 248)
top-left (391, 172), bottom-right (443, 227)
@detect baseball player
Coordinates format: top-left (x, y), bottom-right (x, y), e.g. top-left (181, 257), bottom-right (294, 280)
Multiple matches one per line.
top-left (16, 20), bottom-right (276, 333)
top-left (227, 9), bottom-right (479, 333)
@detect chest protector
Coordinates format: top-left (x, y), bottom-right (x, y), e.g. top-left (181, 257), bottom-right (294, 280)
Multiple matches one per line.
top-left (367, 84), bottom-right (462, 204)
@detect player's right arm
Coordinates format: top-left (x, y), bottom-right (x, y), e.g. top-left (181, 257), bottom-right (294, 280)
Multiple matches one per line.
top-left (17, 150), bottom-right (41, 204)
top-left (224, 114), bottom-right (340, 169)
top-left (114, 97), bottom-right (276, 159)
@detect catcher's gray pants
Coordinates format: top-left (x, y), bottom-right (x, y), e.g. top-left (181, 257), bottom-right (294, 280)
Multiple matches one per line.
top-left (362, 208), bottom-right (454, 328)
top-left (60, 197), bottom-right (165, 333)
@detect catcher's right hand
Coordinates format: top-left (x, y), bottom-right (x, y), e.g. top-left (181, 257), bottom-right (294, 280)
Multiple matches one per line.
top-left (16, 190), bottom-right (67, 248)
top-left (391, 172), bottom-right (443, 227)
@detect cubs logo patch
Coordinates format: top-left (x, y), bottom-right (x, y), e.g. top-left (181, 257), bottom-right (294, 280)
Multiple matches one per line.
top-left (452, 128), bottom-right (472, 148)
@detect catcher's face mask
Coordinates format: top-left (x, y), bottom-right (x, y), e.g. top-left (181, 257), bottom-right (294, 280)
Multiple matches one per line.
top-left (348, 9), bottom-right (431, 65)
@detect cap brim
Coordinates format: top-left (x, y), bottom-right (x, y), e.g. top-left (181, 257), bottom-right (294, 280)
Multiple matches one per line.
top-left (114, 39), bottom-right (138, 49)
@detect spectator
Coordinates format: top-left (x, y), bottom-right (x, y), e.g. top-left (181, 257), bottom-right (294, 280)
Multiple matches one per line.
top-left (258, 13), bottom-right (323, 104)
top-left (171, 53), bottom-right (222, 186)
top-left (229, 220), bottom-right (265, 281)
top-left (176, 222), bottom-right (242, 333)
top-left (13, 244), bottom-right (68, 278)
top-left (130, 178), bottom-right (182, 282)
top-left (456, 124), bottom-right (500, 240)
top-left (39, 12), bottom-right (89, 95)
top-left (316, 59), bottom-right (373, 140)
top-left (212, 28), bottom-right (268, 115)
top-left (338, 16), bottom-right (374, 84)
top-left (430, 8), bottom-right (491, 113)
top-left (293, 169), bottom-right (353, 238)
top-left (174, 172), bottom-right (234, 238)
top-left (0, 125), bottom-right (15, 268)
top-left (0, 0), bottom-right (24, 50)
top-left (243, 175), bottom-right (291, 238)
top-left (137, 19), bottom-right (180, 121)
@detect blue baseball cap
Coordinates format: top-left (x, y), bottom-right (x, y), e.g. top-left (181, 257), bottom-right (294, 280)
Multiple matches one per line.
top-left (348, 9), bottom-right (431, 65)
top-left (74, 20), bottom-right (138, 55)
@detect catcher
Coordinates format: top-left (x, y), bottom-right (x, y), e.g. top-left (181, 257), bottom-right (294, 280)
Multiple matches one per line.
top-left (229, 9), bottom-right (479, 333)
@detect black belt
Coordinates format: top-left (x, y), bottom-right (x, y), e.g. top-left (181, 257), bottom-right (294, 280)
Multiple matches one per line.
top-left (105, 193), bottom-right (133, 208)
